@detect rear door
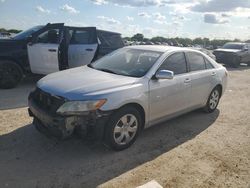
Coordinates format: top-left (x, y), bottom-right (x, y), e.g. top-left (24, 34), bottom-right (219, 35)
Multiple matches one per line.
top-left (27, 23), bottom-right (64, 74)
top-left (68, 27), bottom-right (98, 68)
top-left (185, 52), bottom-right (214, 107)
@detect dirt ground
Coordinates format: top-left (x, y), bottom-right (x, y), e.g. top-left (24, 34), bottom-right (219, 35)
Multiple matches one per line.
top-left (0, 67), bottom-right (249, 188)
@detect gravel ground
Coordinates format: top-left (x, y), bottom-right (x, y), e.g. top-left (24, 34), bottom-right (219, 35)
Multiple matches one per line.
top-left (0, 67), bottom-right (249, 188)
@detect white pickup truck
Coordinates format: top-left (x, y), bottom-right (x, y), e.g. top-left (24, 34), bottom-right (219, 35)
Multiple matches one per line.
top-left (0, 23), bottom-right (124, 88)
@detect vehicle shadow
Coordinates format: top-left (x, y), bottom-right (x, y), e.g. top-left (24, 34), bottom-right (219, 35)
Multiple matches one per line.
top-left (0, 76), bottom-right (41, 110)
top-left (0, 109), bottom-right (219, 188)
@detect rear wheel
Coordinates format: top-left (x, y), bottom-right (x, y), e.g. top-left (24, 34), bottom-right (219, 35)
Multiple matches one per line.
top-left (0, 61), bottom-right (23, 89)
top-left (104, 106), bottom-right (142, 151)
top-left (204, 87), bottom-right (221, 113)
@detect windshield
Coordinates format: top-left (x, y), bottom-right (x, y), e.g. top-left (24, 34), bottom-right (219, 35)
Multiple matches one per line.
top-left (222, 43), bottom-right (244, 50)
top-left (90, 48), bottom-right (163, 78)
top-left (13, 25), bottom-right (44, 40)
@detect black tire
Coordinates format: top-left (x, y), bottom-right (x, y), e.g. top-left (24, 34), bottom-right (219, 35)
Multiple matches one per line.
top-left (204, 87), bottom-right (221, 113)
top-left (0, 60), bottom-right (23, 89)
top-left (104, 106), bottom-right (142, 151)
top-left (230, 56), bottom-right (240, 68)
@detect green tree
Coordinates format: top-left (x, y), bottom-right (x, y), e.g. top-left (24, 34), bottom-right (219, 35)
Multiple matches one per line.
top-left (8, 29), bottom-right (22, 33)
top-left (131, 33), bottom-right (144, 41)
top-left (193, 37), bottom-right (203, 45)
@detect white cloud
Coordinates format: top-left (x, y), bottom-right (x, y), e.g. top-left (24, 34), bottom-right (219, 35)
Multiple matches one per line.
top-left (89, 0), bottom-right (184, 7)
top-left (152, 12), bottom-right (166, 20)
top-left (90, 0), bottom-right (108, 5)
top-left (1, 0), bottom-right (6, 2)
top-left (191, 0), bottom-right (250, 12)
top-left (204, 13), bottom-right (229, 24)
top-left (97, 16), bottom-right (121, 24)
top-left (221, 13), bottom-right (231, 18)
top-left (35, 6), bottom-right (50, 14)
top-left (60, 4), bottom-right (80, 14)
top-left (138, 12), bottom-right (151, 18)
top-left (231, 7), bottom-right (250, 18)
top-left (154, 20), bottom-right (167, 24)
top-left (127, 16), bottom-right (134, 21)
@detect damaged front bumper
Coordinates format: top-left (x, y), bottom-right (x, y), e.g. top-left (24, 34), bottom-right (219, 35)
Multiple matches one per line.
top-left (28, 98), bottom-right (112, 140)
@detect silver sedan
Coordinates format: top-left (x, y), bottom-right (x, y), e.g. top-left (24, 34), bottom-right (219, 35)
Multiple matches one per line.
top-left (28, 45), bottom-right (228, 150)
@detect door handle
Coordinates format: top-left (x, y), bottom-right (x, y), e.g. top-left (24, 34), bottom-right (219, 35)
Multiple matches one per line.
top-left (184, 78), bottom-right (191, 83)
top-left (211, 72), bottom-right (216, 76)
top-left (48, 49), bottom-right (57, 52)
top-left (86, 48), bottom-right (94, 51)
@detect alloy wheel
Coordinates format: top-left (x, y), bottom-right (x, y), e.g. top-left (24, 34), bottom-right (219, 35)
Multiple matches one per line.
top-left (209, 89), bottom-right (219, 109)
top-left (113, 114), bottom-right (138, 145)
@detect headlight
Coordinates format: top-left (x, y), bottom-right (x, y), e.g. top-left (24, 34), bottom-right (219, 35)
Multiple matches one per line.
top-left (56, 99), bottom-right (106, 115)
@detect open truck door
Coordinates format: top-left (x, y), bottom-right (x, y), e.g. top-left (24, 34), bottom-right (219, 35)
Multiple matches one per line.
top-left (67, 27), bottom-right (98, 68)
top-left (27, 23), bottom-right (65, 74)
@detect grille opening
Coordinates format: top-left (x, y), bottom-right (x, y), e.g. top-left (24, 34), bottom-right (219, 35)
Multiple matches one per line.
top-left (32, 88), bottom-right (65, 115)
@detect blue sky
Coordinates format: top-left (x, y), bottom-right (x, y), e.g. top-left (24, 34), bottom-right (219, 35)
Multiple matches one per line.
top-left (0, 0), bottom-right (250, 40)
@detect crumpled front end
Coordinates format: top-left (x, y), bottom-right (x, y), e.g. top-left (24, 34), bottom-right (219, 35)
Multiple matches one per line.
top-left (28, 87), bottom-right (111, 139)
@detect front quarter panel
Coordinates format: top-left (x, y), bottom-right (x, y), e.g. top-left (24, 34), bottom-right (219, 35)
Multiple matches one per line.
top-left (98, 79), bottom-right (149, 123)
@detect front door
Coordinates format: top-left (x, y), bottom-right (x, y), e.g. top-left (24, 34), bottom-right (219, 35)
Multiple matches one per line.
top-left (149, 52), bottom-right (191, 123)
top-left (68, 27), bottom-right (98, 68)
top-left (27, 23), bottom-right (64, 74)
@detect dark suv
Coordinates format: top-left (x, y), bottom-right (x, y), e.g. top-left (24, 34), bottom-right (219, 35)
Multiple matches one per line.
top-left (0, 23), bottom-right (124, 88)
top-left (213, 42), bottom-right (250, 67)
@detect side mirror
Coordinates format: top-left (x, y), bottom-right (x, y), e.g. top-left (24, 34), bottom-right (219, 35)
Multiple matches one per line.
top-left (27, 35), bottom-right (34, 46)
top-left (155, 70), bottom-right (174, 80)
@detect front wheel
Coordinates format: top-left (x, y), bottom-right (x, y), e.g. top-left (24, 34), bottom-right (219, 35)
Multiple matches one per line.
top-left (230, 56), bottom-right (240, 68)
top-left (204, 87), bottom-right (221, 113)
top-left (104, 107), bottom-right (142, 151)
top-left (0, 61), bottom-right (23, 89)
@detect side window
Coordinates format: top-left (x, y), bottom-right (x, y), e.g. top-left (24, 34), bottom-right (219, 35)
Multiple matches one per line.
top-left (204, 58), bottom-right (214, 69)
top-left (70, 29), bottom-right (96, 44)
top-left (37, 29), bottom-right (60, 44)
top-left (187, 52), bottom-right (206, 72)
top-left (159, 52), bottom-right (187, 75)
top-left (98, 32), bottom-right (124, 48)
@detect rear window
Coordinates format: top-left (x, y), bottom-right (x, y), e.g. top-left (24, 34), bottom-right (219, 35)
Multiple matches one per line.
top-left (186, 52), bottom-right (206, 72)
top-left (204, 58), bottom-right (214, 69)
top-left (97, 31), bottom-right (124, 48)
top-left (222, 43), bottom-right (244, 50)
top-left (70, 29), bottom-right (97, 44)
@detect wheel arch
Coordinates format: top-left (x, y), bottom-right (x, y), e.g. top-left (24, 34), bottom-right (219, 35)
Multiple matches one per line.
top-left (215, 84), bottom-right (223, 97)
top-left (0, 57), bottom-right (24, 74)
top-left (115, 102), bottom-right (146, 130)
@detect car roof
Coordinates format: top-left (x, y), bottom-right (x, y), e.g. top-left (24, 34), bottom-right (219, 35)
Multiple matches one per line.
top-left (225, 42), bottom-right (246, 45)
top-left (125, 45), bottom-right (201, 53)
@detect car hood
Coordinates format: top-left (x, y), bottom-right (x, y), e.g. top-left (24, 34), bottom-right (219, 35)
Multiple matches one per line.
top-left (37, 66), bottom-right (139, 100)
top-left (0, 39), bottom-right (26, 53)
top-left (214, 48), bottom-right (241, 53)
top-left (0, 38), bottom-right (25, 44)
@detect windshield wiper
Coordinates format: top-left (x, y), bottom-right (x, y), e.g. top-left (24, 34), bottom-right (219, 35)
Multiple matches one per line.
top-left (97, 68), bottom-right (119, 75)
top-left (88, 63), bottom-right (93, 68)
